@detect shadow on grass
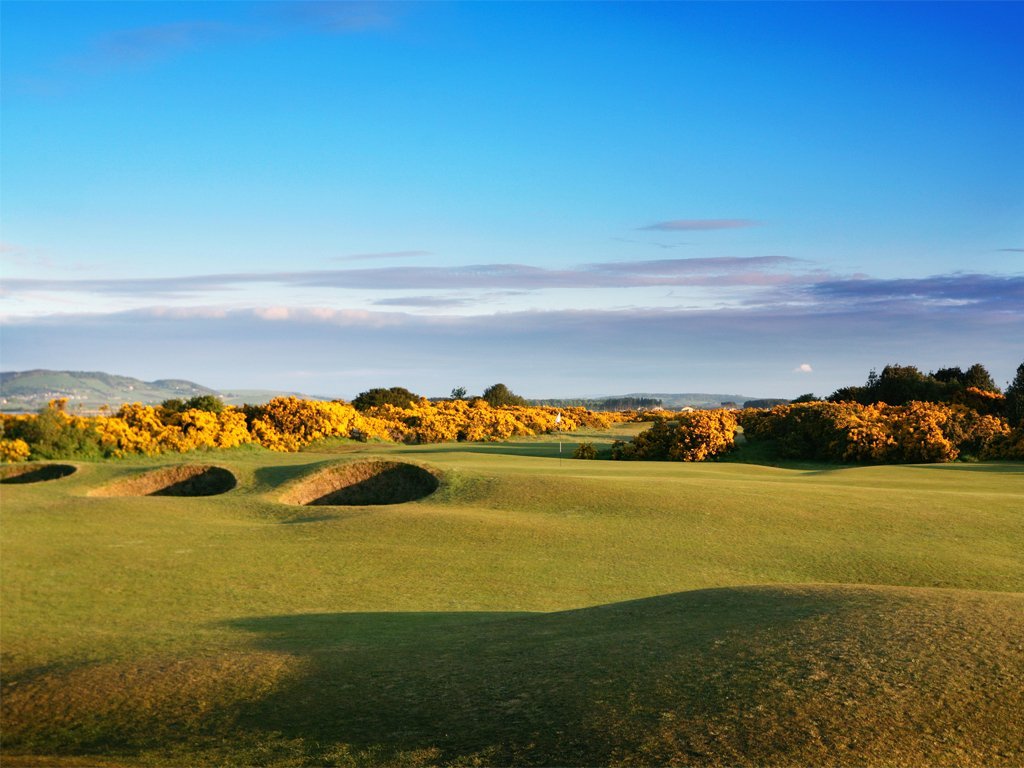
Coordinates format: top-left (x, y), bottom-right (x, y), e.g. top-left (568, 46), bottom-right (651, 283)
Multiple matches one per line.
top-left (218, 588), bottom-right (838, 765)
top-left (9, 588), bottom-right (1024, 766)
top-left (302, 463), bottom-right (439, 506)
top-left (399, 441), bottom-right (572, 459)
top-left (0, 463), bottom-right (77, 484)
top-left (905, 462), bottom-right (1024, 474)
top-left (278, 513), bottom-right (341, 524)
top-left (398, 440), bottom-right (620, 462)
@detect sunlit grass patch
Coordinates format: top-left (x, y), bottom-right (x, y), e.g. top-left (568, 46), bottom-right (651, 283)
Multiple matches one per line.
top-left (2, 447), bottom-right (1022, 766)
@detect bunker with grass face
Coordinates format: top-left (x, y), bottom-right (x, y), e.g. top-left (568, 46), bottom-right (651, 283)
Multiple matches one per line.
top-left (0, 463), bottom-right (77, 484)
top-left (91, 464), bottom-right (237, 497)
top-left (283, 461), bottom-right (439, 506)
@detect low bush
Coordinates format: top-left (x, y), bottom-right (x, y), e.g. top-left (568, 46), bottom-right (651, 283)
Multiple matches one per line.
top-left (738, 401), bottom-right (1012, 464)
top-left (613, 410), bottom-right (739, 462)
top-left (573, 443), bottom-right (598, 460)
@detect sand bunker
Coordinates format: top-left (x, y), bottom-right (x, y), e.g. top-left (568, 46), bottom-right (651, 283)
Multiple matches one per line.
top-left (282, 460), bottom-right (439, 506)
top-left (0, 463), bottom-right (77, 484)
top-left (92, 464), bottom-right (236, 497)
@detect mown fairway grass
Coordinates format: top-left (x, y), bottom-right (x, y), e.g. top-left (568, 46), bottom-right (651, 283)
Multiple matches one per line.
top-left (2, 434), bottom-right (1023, 766)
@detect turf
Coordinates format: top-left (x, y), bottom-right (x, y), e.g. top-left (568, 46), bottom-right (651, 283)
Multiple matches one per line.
top-left (1, 441), bottom-right (1022, 766)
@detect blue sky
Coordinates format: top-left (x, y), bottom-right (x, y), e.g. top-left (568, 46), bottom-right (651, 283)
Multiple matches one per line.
top-left (2, 1), bottom-right (1022, 399)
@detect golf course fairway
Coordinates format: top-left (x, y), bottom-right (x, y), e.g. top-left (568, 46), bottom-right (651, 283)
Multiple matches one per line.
top-left (2, 436), bottom-right (1022, 766)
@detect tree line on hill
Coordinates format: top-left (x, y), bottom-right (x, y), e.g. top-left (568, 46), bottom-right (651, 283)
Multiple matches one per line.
top-left (795, 362), bottom-right (1009, 408)
top-left (349, 383), bottom-right (529, 410)
top-left (742, 398), bottom-right (790, 409)
top-left (530, 396), bottom-right (664, 411)
top-left (600, 361), bottom-right (1024, 465)
top-left (346, 384), bottom-right (669, 412)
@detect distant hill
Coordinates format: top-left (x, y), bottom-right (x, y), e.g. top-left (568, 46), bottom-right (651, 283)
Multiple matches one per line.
top-left (567, 392), bottom-right (764, 410)
top-left (615, 392), bottom-right (759, 409)
top-left (529, 396), bottom-right (665, 411)
top-left (0, 370), bottom-right (324, 413)
top-left (530, 393), bottom-right (781, 411)
top-left (1, 371), bottom-right (780, 414)
top-left (216, 389), bottom-right (330, 407)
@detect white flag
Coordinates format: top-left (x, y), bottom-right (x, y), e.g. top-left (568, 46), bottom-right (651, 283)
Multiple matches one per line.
top-left (555, 412), bottom-right (561, 425)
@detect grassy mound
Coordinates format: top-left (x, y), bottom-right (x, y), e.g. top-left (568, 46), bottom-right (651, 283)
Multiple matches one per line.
top-left (280, 460), bottom-right (439, 506)
top-left (90, 464), bottom-right (236, 497)
top-left (3, 448), bottom-right (1022, 767)
top-left (2, 585), bottom-right (1021, 767)
top-left (0, 464), bottom-right (76, 484)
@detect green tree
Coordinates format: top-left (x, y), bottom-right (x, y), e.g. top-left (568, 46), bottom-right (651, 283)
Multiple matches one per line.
top-left (827, 386), bottom-right (870, 404)
top-left (873, 365), bottom-right (937, 405)
top-left (185, 395), bottom-right (225, 413)
top-left (572, 442), bottom-right (598, 459)
top-left (932, 366), bottom-right (965, 385)
top-left (450, 386), bottom-right (468, 400)
top-left (160, 398), bottom-right (187, 414)
top-left (1005, 363), bottom-right (1024, 427)
top-left (481, 383), bottom-right (527, 407)
top-left (963, 363), bottom-right (998, 393)
top-left (21, 401), bottom-right (104, 459)
top-left (351, 387), bottom-right (421, 411)
top-left (163, 395), bottom-right (224, 413)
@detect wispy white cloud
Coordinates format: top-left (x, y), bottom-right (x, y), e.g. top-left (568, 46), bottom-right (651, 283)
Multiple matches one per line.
top-left (795, 363), bottom-right (813, 373)
top-left (19, 2), bottom-right (401, 88)
top-left (0, 243), bottom-right (57, 270)
top-left (145, 306), bottom-right (230, 320)
top-left (253, 306), bottom-right (292, 321)
top-left (7, 263), bottom-right (1020, 321)
top-left (4, 301), bottom-right (1021, 398)
top-left (333, 250), bottom-right (431, 262)
top-left (801, 273), bottom-right (1024, 312)
top-left (372, 295), bottom-right (472, 308)
top-left (638, 219), bottom-right (760, 232)
top-left (585, 256), bottom-right (805, 286)
top-left (48, 20), bottom-right (241, 80)
top-left (0, 256), bottom-right (811, 298)
top-left (87, 21), bottom-right (231, 67)
top-left (277, 1), bottom-right (400, 33)
top-left (612, 237), bottom-right (690, 250)
top-left (587, 256), bottom-right (797, 273)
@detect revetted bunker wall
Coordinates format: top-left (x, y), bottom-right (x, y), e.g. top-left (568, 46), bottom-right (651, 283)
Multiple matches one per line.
top-left (281, 460), bottom-right (439, 506)
top-left (91, 464), bottom-right (237, 497)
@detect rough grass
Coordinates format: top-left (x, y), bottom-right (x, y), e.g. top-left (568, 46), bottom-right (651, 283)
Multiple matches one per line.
top-left (2, 444), bottom-right (1022, 766)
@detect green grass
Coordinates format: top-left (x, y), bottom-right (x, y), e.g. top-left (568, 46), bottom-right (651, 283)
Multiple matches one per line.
top-left (2, 443), bottom-right (1023, 766)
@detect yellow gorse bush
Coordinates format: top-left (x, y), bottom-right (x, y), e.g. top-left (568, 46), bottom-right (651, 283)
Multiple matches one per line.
top-left (7, 395), bottom-right (1016, 464)
top-left (0, 438), bottom-right (31, 463)
top-left (612, 409), bottom-right (740, 462)
top-left (2, 397), bottom-right (630, 460)
top-left (738, 400), bottom-right (1012, 463)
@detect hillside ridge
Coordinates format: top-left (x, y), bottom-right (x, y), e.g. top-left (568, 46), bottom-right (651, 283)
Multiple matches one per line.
top-left (1, 369), bottom-right (774, 413)
top-left (0, 370), bottom-right (318, 412)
